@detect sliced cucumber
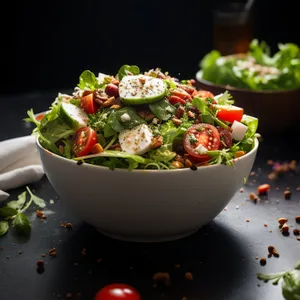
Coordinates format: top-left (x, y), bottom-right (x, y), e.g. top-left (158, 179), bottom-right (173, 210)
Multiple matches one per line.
top-left (60, 102), bottom-right (89, 130)
top-left (119, 75), bottom-right (166, 105)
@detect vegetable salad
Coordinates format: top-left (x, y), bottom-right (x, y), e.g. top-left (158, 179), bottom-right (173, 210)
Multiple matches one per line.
top-left (25, 65), bottom-right (259, 170)
top-left (198, 39), bottom-right (300, 91)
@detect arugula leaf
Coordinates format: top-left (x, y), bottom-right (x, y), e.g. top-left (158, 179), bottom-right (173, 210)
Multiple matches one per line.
top-left (6, 191), bottom-right (27, 210)
top-left (73, 150), bottom-right (153, 165)
top-left (107, 107), bottom-right (146, 132)
top-left (192, 97), bottom-right (231, 130)
top-left (12, 213), bottom-right (31, 236)
top-left (24, 109), bottom-right (41, 127)
top-left (257, 260), bottom-right (300, 300)
top-left (117, 65), bottom-right (140, 81)
top-left (241, 114), bottom-right (259, 138)
top-left (149, 148), bottom-right (176, 163)
top-left (282, 270), bottom-right (300, 300)
top-left (26, 186), bottom-right (46, 208)
top-left (78, 70), bottom-right (101, 90)
top-left (0, 207), bottom-right (18, 218)
top-left (149, 98), bottom-right (176, 121)
top-left (214, 91), bottom-right (234, 105)
top-left (0, 221), bottom-right (9, 236)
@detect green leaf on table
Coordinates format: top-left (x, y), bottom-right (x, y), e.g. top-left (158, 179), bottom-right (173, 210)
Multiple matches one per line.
top-left (0, 207), bottom-right (18, 218)
top-left (6, 191), bottom-right (27, 210)
top-left (26, 187), bottom-right (46, 208)
top-left (282, 270), bottom-right (300, 300)
top-left (12, 213), bottom-right (31, 236)
top-left (0, 221), bottom-right (9, 236)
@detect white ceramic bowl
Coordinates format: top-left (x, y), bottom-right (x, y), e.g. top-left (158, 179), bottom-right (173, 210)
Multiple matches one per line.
top-left (37, 138), bottom-right (258, 242)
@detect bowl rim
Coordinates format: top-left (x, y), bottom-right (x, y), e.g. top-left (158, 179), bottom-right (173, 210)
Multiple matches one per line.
top-left (195, 70), bottom-right (300, 94)
top-left (36, 136), bottom-right (259, 173)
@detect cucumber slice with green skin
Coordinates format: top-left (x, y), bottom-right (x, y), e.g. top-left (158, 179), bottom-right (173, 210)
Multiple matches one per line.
top-left (60, 102), bottom-right (89, 130)
top-left (119, 75), bottom-right (166, 105)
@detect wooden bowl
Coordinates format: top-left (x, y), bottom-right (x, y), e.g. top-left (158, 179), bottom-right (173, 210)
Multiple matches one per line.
top-left (195, 71), bottom-right (300, 135)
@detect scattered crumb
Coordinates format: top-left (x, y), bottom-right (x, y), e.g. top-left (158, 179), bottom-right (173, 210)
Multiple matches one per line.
top-left (236, 205), bottom-right (239, 209)
top-left (36, 210), bottom-right (47, 219)
top-left (49, 248), bottom-right (57, 257)
top-left (223, 207), bottom-right (228, 211)
top-left (264, 224), bottom-right (268, 227)
top-left (275, 187), bottom-right (280, 191)
top-left (249, 192), bottom-right (258, 203)
top-left (281, 223), bottom-right (289, 233)
top-left (293, 229), bottom-right (300, 236)
top-left (269, 230), bottom-right (272, 233)
top-left (267, 160), bottom-right (274, 165)
top-left (268, 172), bottom-right (277, 181)
top-left (284, 190), bottom-right (292, 200)
top-left (250, 171), bottom-right (256, 176)
top-left (260, 257), bottom-right (267, 266)
top-left (185, 272), bottom-right (193, 280)
top-left (246, 219), bottom-right (250, 222)
top-left (277, 218), bottom-right (288, 225)
top-left (153, 272), bottom-right (170, 287)
top-left (255, 256), bottom-right (258, 260)
top-left (296, 216), bottom-right (300, 224)
top-left (174, 264), bottom-right (181, 268)
top-left (37, 260), bottom-right (44, 268)
top-left (296, 187), bottom-right (300, 191)
top-left (65, 223), bottom-right (73, 229)
top-left (41, 253), bottom-right (46, 257)
top-left (297, 238), bottom-right (300, 241)
top-left (49, 199), bottom-right (55, 204)
top-left (239, 188), bottom-right (244, 193)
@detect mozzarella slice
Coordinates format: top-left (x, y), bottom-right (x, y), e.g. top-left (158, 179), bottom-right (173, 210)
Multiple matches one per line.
top-left (119, 75), bottom-right (166, 104)
top-left (231, 120), bottom-right (248, 141)
top-left (119, 124), bottom-right (153, 155)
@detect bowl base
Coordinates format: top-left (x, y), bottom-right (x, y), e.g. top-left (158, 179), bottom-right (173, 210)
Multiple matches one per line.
top-left (97, 228), bottom-right (199, 243)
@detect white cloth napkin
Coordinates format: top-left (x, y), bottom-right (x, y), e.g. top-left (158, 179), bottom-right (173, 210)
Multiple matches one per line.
top-left (0, 136), bottom-right (44, 202)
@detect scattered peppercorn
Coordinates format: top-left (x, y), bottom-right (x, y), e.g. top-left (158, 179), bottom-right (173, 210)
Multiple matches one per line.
top-left (264, 224), bottom-right (268, 227)
top-left (37, 260), bottom-right (44, 268)
top-left (296, 216), bottom-right (300, 224)
top-left (267, 246), bottom-right (274, 254)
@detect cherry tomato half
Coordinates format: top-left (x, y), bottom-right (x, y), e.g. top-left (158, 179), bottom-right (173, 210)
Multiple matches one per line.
top-left (81, 92), bottom-right (98, 114)
top-left (168, 95), bottom-right (186, 105)
top-left (215, 105), bottom-right (244, 124)
top-left (72, 126), bottom-right (98, 157)
top-left (217, 126), bottom-right (232, 150)
top-left (94, 284), bottom-right (141, 300)
top-left (183, 123), bottom-right (220, 160)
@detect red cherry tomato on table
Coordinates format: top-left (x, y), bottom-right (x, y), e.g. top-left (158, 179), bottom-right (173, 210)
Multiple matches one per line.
top-left (81, 92), bottom-right (98, 114)
top-left (72, 126), bottom-right (98, 157)
top-left (215, 105), bottom-right (244, 123)
top-left (217, 126), bottom-right (232, 150)
top-left (183, 123), bottom-right (220, 160)
top-left (94, 284), bottom-right (141, 300)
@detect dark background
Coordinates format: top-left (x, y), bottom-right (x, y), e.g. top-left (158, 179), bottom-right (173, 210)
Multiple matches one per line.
top-left (3, 0), bottom-right (299, 95)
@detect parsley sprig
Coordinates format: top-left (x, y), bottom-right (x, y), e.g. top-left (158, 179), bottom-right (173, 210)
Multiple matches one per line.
top-left (257, 260), bottom-right (300, 300)
top-left (0, 187), bottom-right (46, 237)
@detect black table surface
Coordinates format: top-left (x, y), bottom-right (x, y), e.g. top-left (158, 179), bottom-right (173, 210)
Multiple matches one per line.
top-left (0, 91), bottom-right (299, 300)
